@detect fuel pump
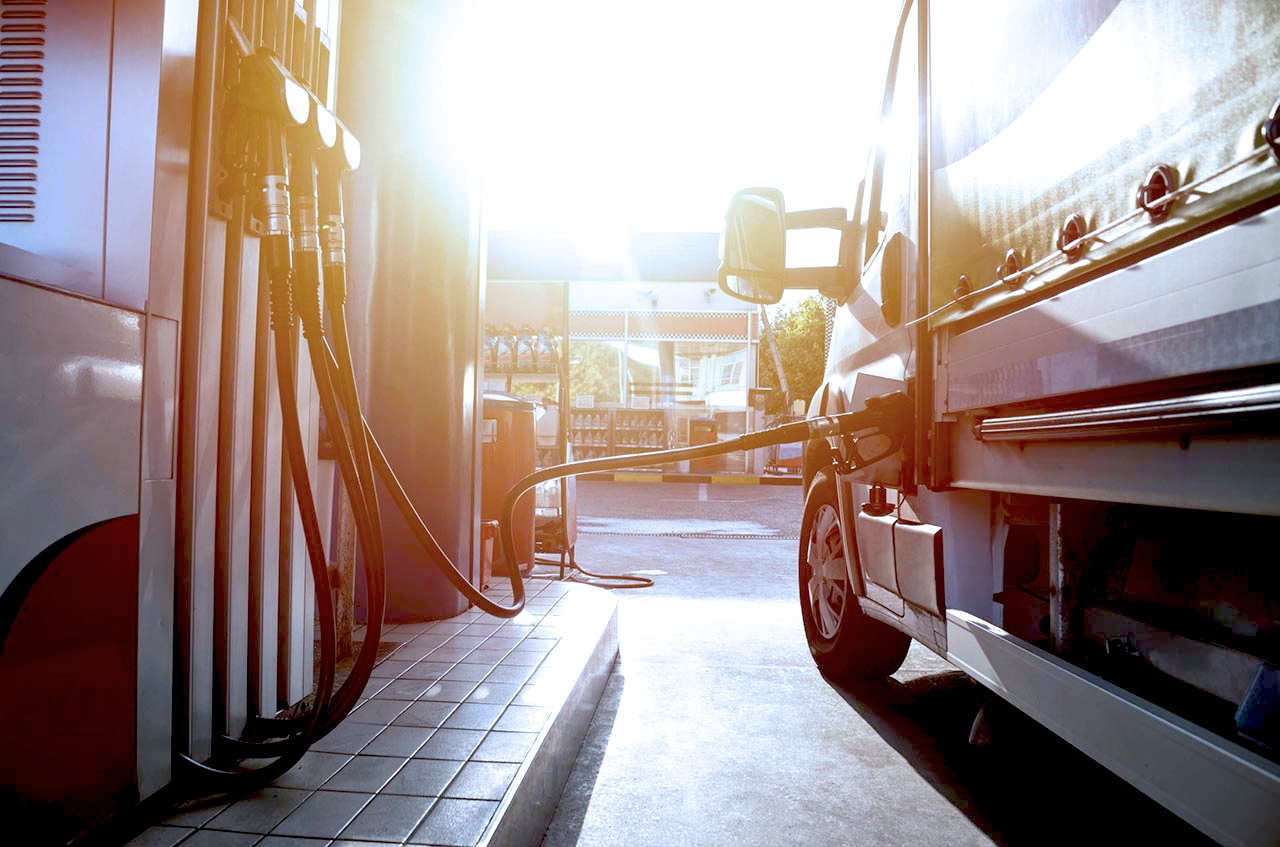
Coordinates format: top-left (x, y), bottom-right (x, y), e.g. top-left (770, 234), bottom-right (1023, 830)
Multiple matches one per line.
top-left (2, 4), bottom-right (916, 821)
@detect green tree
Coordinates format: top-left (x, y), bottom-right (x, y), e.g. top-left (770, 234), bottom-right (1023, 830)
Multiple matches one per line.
top-left (566, 340), bottom-right (621, 405)
top-left (758, 296), bottom-right (827, 416)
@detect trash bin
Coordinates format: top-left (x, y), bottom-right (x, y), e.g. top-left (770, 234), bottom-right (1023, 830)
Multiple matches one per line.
top-left (689, 417), bottom-right (719, 473)
top-left (481, 392), bottom-right (536, 578)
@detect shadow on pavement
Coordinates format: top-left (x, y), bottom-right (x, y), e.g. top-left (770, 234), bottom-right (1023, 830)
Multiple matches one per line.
top-left (829, 669), bottom-right (1218, 847)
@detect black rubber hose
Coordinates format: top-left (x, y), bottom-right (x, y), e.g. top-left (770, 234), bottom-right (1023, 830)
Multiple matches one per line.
top-left (318, 342), bottom-right (526, 618)
top-left (498, 403), bottom-right (909, 574)
top-left (174, 183), bottom-right (337, 785)
top-left (300, 299), bottom-right (386, 735)
top-left (288, 152), bottom-right (388, 735)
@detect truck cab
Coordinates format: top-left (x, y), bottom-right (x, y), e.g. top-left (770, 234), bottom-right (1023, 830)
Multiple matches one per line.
top-left (718, 2), bottom-right (1280, 843)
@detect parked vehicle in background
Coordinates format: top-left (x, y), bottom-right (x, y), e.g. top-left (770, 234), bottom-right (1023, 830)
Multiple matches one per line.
top-left (717, 1), bottom-right (1280, 844)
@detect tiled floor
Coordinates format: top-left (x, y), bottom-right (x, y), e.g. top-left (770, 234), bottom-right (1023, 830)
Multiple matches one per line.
top-left (128, 579), bottom-right (616, 847)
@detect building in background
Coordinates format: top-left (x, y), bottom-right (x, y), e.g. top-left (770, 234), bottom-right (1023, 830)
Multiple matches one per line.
top-left (486, 231), bottom-right (761, 471)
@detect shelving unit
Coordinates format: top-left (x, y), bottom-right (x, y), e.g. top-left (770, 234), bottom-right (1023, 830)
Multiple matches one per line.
top-left (570, 408), bottom-right (671, 463)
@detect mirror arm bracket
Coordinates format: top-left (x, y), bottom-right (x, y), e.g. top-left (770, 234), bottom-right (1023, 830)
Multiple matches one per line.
top-left (784, 207), bottom-right (847, 229)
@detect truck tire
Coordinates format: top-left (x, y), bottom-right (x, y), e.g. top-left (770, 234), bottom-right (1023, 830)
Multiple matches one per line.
top-left (799, 470), bottom-right (910, 679)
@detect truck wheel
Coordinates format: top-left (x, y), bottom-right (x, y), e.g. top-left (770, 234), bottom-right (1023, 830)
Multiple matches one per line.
top-left (799, 471), bottom-right (911, 679)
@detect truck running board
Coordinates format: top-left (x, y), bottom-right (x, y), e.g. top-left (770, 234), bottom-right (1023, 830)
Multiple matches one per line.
top-left (946, 609), bottom-right (1280, 847)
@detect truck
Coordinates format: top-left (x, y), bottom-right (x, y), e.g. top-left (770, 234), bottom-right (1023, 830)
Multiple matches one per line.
top-left (717, 1), bottom-right (1280, 844)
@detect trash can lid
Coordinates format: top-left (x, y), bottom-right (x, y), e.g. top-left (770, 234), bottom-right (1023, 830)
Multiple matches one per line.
top-left (483, 391), bottom-right (536, 413)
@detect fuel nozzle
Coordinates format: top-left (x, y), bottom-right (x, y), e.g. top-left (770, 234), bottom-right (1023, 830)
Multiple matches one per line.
top-left (317, 117), bottom-right (361, 306)
top-left (735, 390), bottom-right (912, 471)
top-left (286, 98), bottom-right (338, 338)
top-left (241, 50), bottom-right (312, 311)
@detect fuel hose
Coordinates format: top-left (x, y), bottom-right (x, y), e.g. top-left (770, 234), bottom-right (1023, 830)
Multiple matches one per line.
top-left (498, 400), bottom-right (911, 578)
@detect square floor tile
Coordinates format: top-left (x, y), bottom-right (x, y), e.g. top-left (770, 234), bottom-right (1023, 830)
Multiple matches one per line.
top-left (399, 660), bottom-right (454, 680)
top-left (496, 624), bottom-right (534, 637)
top-left (309, 720), bottom-right (383, 754)
top-left (441, 703), bottom-right (504, 731)
top-left (420, 679), bottom-right (478, 702)
top-left (495, 705), bottom-right (552, 733)
top-left (413, 728), bottom-right (485, 761)
top-left (360, 678), bottom-right (390, 698)
top-left (361, 725), bottom-right (434, 756)
top-left (338, 793), bottom-right (435, 843)
top-left (271, 790), bottom-right (371, 838)
top-left (444, 635), bottom-right (487, 650)
top-left (472, 731), bottom-right (538, 763)
top-left (462, 648), bottom-right (510, 665)
top-left (124, 825), bottom-right (193, 847)
top-left (382, 628), bottom-right (420, 644)
top-left (443, 761), bottom-right (519, 801)
top-left (518, 637), bottom-right (557, 653)
top-left (409, 798), bottom-right (497, 846)
top-left (321, 754), bottom-right (408, 793)
top-left (465, 681), bottom-right (519, 705)
top-left (160, 794), bottom-right (228, 827)
top-left (391, 643), bottom-right (436, 660)
top-left (392, 700), bottom-right (458, 728)
top-left (498, 651), bottom-right (545, 667)
top-left (174, 831), bottom-right (260, 847)
top-left (426, 647), bottom-right (473, 662)
top-left (441, 663), bottom-right (490, 683)
top-left (273, 750), bottom-right (353, 789)
top-left (347, 698), bottom-right (410, 725)
top-left (484, 664), bottom-right (534, 685)
top-left (382, 758), bottom-right (465, 797)
top-left (374, 679), bottom-right (433, 700)
top-left (427, 622), bottom-right (468, 635)
top-left (370, 659), bottom-right (416, 678)
top-left (206, 787), bottom-right (311, 834)
top-left (257, 837), bottom-right (334, 847)
top-left (512, 683), bottom-right (563, 707)
top-left (461, 623), bottom-right (500, 637)
top-left (480, 636), bottom-right (524, 652)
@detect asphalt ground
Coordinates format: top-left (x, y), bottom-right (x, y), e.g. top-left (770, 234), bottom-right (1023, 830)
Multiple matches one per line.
top-left (536, 481), bottom-right (1216, 847)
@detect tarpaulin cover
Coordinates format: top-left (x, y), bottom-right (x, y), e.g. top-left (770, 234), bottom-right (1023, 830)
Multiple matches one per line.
top-left (929, 0), bottom-right (1280, 327)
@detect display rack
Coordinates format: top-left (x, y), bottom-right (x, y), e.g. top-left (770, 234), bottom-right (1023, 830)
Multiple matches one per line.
top-left (570, 407), bottom-right (671, 463)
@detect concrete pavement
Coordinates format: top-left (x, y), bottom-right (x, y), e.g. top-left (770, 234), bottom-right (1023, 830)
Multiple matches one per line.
top-left (537, 482), bottom-right (1215, 847)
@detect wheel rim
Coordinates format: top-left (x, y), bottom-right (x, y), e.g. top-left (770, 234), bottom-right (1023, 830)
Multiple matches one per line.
top-left (806, 502), bottom-right (847, 640)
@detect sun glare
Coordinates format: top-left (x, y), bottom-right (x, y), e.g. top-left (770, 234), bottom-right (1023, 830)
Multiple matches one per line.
top-left (470, 0), bottom-right (896, 252)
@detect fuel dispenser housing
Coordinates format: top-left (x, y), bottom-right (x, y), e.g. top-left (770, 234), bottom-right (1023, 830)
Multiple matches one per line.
top-left (340, 0), bottom-right (484, 622)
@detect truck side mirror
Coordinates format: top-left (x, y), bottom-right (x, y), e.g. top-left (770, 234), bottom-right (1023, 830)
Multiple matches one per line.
top-left (718, 187), bottom-right (788, 304)
top-left (717, 187), bottom-right (855, 304)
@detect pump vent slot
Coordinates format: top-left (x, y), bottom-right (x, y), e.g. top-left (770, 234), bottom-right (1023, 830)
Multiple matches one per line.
top-left (0, 0), bottom-right (42, 223)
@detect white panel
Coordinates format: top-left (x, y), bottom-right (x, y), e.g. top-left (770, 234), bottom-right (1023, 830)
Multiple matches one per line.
top-left (142, 316), bottom-right (178, 481)
top-left (136, 479), bottom-right (174, 798)
top-left (947, 609), bottom-right (1280, 847)
top-left (949, 426), bottom-right (1280, 517)
top-left (184, 216), bottom-right (227, 759)
top-left (0, 280), bottom-right (142, 589)
top-left (946, 204), bottom-right (1280, 411)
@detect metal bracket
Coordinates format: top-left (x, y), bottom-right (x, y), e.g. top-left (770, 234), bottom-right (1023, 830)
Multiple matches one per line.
top-left (1136, 164), bottom-right (1177, 222)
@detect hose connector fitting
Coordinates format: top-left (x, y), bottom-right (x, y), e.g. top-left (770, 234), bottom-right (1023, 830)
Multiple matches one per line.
top-left (262, 174), bottom-right (291, 239)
